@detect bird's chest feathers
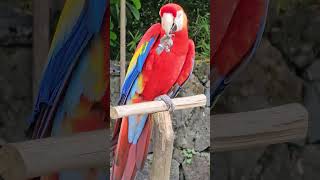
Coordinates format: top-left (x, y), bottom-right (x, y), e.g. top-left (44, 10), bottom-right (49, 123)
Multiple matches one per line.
top-left (153, 40), bottom-right (187, 74)
top-left (143, 41), bottom-right (187, 88)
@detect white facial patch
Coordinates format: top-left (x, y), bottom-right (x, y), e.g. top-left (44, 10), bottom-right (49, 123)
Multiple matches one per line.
top-left (161, 13), bottom-right (174, 34)
top-left (174, 10), bottom-right (184, 32)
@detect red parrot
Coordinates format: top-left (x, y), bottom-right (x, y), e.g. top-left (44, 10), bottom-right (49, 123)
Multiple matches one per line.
top-left (111, 3), bottom-right (195, 180)
top-left (210, 0), bottom-right (269, 106)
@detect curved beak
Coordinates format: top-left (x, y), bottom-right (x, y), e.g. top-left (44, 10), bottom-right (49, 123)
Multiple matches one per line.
top-left (161, 13), bottom-right (174, 36)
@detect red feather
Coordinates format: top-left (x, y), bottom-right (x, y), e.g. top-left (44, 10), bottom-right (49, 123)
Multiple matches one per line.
top-left (212, 0), bottom-right (265, 76)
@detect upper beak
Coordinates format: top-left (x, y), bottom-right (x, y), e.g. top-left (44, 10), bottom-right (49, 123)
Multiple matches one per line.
top-left (161, 13), bottom-right (174, 36)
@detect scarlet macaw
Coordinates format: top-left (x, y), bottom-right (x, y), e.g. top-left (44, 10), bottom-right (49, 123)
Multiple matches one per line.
top-left (210, 0), bottom-right (269, 106)
top-left (28, 0), bottom-right (109, 179)
top-left (111, 3), bottom-right (195, 180)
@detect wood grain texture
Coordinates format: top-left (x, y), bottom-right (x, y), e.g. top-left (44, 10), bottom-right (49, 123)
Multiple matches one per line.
top-left (212, 103), bottom-right (308, 152)
top-left (110, 94), bottom-right (207, 119)
top-left (0, 130), bottom-right (108, 179)
top-left (0, 145), bottom-right (26, 180)
top-left (150, 111), bottom-right (174, 180)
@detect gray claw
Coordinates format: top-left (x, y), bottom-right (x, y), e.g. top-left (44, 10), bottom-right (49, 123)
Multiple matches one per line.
top-left (155, 94), bottom-right (175, 112)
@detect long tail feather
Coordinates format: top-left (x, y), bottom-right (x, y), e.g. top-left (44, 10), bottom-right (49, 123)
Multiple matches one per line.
top-left (111, 116), bottom-right (153, 180)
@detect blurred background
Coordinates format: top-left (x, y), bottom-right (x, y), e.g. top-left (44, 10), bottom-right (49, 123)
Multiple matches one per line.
top-left (0, 0), bottom-right (65, 144)
top-left (212, 0), bottom-right (320, 179)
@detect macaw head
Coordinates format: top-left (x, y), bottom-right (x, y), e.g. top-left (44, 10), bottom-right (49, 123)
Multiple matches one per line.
top-left (159, 3), bottom-right (188, 36)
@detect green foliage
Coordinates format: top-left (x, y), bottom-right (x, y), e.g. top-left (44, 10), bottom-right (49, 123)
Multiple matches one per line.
top-left (189, 11), bottom-right (210, 60)
top-left (127, 31), bottom-right (143, 52)
top-left (111, 0), bottom-right (210, 61)
top-left (110, 0), bottom-right (142, 50)
top-left (182, 148), bottom-right (196, 164)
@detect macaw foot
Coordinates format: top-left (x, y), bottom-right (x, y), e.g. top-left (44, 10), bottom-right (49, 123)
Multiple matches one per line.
top-left (155, 94), bottom-right (175, 112)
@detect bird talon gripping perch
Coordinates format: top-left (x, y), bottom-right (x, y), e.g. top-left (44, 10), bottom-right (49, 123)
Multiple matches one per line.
top-left (155, 94), bottom-right (176, 112)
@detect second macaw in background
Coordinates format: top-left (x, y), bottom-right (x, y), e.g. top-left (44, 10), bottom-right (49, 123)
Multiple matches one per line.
top-left (111, 3), bottom-right (195, 180)
top-left (210, 0), bottom-right (269, 106)
top-left (28, 0), bottom-right (109, 179)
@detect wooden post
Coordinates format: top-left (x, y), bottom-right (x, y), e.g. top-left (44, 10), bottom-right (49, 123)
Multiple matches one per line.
top-left (32, 0), bottom-right (50, 99)
top-left (150, 112), bottom-right (174, 180)
top-left (120, 0), bottom-right (126, 86)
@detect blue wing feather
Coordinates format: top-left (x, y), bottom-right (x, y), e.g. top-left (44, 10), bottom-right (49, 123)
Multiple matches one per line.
top-left (29, 0), bottom-right (108, 126)
top-left (118, 36), bottom-right (158, 105)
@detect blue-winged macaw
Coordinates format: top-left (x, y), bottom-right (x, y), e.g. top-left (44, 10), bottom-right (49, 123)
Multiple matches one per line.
top-left (28, 0), bottom-right (109, 179)
top-left (210, 0), bottom-right (269, 106)
top-left (111, 3), bottom-right (195, 180)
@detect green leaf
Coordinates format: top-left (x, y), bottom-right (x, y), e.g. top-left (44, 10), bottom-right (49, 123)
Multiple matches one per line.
top-left (131, 0), bottom-right (141, 10)
top-left (186, 159), bottom-right (192, 164)
top-left (110, 31), bottom-right (117, 41)
top-left (126, 2), bottom-right (140, 20)
top-left (110, 19), bottom-right (114, 30)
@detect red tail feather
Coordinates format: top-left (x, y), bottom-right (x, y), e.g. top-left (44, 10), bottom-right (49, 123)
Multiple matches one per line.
top-left (111, 116), bottom-right (153, 180)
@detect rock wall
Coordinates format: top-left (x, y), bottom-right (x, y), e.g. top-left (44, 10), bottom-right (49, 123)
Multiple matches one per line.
top-left (0, 1), bottom-right (32, 144)
top-left (212, 1), bottom-right (320, 179)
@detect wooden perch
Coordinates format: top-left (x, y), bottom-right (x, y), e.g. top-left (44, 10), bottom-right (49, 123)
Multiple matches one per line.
top-left (212, 103), bottom-right (308, 152)
top-left (110, 94), bottom-right (207, 119)
top-left (0, 130), bottom-right (108, 180)
top-left (0, 97), bottom-right (308, 179)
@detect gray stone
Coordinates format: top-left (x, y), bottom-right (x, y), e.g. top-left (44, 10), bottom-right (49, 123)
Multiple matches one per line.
top-left (193, 60), bottom-right (209, 85)
top-left (212, 147), bottom-right (265, 180)
top-left (110, 61), bottom-right (121, 106)
top-left (194, 108), bottom-right (210, 152)
top-left (182, 152), bottom-right (210, 180)
top-left (302, 145), bottom-right (320, 180)
top-left (170, 159), bottom-right (180, 180)
top-left (0, 138), bottom-right (6, 145)
top-left (258, 144), bottom-right (303, 180)
top-left (292, 55), bottom-right (312, 69)
top-left (173, 148), bottom-right (185, 164)
top-left (136, 154), bottom-right (153, 180)
top-left (303, 19), bottom-right (320, 44)
top-left (304, 82), bottom-right (320, 142)
top-left (305, 60), bottom-right (320, 81)
top-left (110, 75), bottom-right (120, 106)
top-left (135, 154), bottom-right (180, 180)
top-left (0, 2), bottom-right (32, 46)
top-left (0, 47), bottom-right (31, 142)
top-left (174, 107), bottom-right (210, 152)
top-left (178, 74), bottom-right (205, 97)
top-left (213, 39), bottom-right (303, 114)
